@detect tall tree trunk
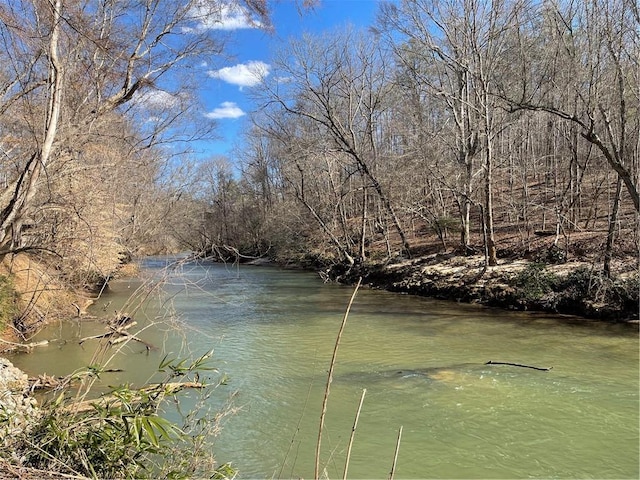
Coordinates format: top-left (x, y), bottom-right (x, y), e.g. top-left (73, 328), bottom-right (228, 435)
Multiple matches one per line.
top-left (483, 102), bottom-right (497, 266)
top-left (603, 177), bottom-right (623, 278)
top-left (460, 158), bottom-right (473, 254)
top-left (484, 159), bottom-right (497, 266)
top-left (359, 183), bottom-right (368, 261)
top-left (0, 0), bottom-right (63, 253)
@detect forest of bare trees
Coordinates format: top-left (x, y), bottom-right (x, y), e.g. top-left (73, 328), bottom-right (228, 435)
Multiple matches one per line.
top-left (0, 0), bottom-right (271, 288)
top-left (203, 0), bottom-right (638, 280)
top-left (0, 0), bottom-right (638, 293)
top-left (0, 2), bottom-right (636, 476)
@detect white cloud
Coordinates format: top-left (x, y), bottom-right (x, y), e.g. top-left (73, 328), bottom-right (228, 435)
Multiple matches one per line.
top-left (189, 2), bottom-right (262, 32)
top-left (205, 101), bottom-right (245, 119)
top-left (136, 90), bottom-right (182, 109)
top-left (208, 61), bottom-right (270, 88)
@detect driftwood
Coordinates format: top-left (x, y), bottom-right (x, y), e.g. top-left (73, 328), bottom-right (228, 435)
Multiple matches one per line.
top-left (78, 315), bottom-right (157, 352)
top-left (28, 369), bottom-right (125, 392)
top-left (0, 338), bottom-right (49, 353)
top-left (64, 382), bottom-right (205, 414)
top-left (110, 314), bottom-right (134, 328)
top-left (109, 328), bottom-right (155, 351)
top-left (29, 373), bottom-right (71, 392)
top-left (78, 321), bottom-right (156, 351)
top-left (485, 360), bottom-right (552, 371)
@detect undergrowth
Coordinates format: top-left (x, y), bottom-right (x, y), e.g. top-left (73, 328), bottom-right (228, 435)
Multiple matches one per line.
top-left (2, 353), bottom-right (235, 479)
top-left (1, 255), bottom-right (239, 479)
top-left (514, 263), bottom-right (557, 303)
top-left (514, 263), bottom-right (639, 318)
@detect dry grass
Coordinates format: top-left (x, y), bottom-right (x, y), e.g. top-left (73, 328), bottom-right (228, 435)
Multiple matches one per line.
top-left (0, 254), bottom-right (91, 345)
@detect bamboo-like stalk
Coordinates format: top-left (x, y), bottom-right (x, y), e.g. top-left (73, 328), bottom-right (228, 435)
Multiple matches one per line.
top-left (315, 278), bottom-right (362, 480)
top-left (343, 388), bottom-right (366, 480)
top-left (388, 425), bottom-right (403, 480)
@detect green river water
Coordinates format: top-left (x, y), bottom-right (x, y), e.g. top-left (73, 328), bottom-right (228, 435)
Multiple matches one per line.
top-left (8, 257), bottom-right (639, 479)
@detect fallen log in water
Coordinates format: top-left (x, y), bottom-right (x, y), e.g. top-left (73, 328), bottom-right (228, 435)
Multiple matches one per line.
top-left (108, 329), bottom-right (155, 351)
top-left (0, 338), bottom-right (49, 353)
top-left (64, 382), bottom-right (205, 413)
top-left (79, 321), bottom-right (137, 343)
top-left (485, 360), bottom-right (552, 371)
top-left (28, 369), bottom-right (125, 392)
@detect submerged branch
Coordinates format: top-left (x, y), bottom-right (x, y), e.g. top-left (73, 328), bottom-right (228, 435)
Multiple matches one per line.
top-left (485, 360), bottom-right (553, 371)
top-left (78, 321), bottom-right (156, 351)
top-left (28, 369), bottom-right (124, 392)
top-left (0, 338), bottom-right (48, 353)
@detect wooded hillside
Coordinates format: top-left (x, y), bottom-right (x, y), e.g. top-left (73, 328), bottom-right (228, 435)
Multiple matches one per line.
top-left (0, 0), bottom-right (271, 333)
top-left (0, 0), bottom-right (638, 330)
top-left (203, 0), bottom-right (639, 280)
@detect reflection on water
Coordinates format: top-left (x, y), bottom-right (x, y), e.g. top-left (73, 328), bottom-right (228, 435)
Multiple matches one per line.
top-left (8, 258), bottom-right (639, 479)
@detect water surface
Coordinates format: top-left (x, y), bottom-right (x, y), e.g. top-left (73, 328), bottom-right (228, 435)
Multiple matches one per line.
top-left (9, 258), bottom-right (639, 479)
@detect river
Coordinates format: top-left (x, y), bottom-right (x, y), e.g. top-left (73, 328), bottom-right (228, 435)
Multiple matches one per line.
top-left (8, 257), bottom-right (639, 479)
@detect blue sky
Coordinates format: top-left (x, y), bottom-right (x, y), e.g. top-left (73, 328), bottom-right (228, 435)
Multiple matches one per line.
top-left (197, 0), bottom-right (385, 158)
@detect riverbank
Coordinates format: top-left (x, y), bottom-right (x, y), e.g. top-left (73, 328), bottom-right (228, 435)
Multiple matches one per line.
top-left (0, 254), bottom-right (79, 353)
top-left (204, 237), bottom-right (640, 322)
top-left (0, 253), bottom-right (139, 354)
top-left (0, 357), bottom-right (38, 443)
top-left (310, 252), bottom-right (639, 323)
top-left (1, 244), bottom-right (638, 355)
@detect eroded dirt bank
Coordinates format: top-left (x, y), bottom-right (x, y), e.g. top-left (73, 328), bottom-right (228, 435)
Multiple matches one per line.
top-left (323, 253), bottom-right (639, 322)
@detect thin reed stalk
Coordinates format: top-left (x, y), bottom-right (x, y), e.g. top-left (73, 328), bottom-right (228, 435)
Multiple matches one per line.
top-left (343, 388), bottom-right (366, 480)
top-left (315, 277), bottom-right (362, 480)
top-left (388, 425), bottom-right (403, 480)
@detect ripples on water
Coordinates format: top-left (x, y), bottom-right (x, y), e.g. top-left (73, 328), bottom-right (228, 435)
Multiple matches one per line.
top-left (9, 258), bottom-right (639, 479)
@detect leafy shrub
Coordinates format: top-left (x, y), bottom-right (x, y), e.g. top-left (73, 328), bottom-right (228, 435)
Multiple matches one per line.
top-left (20, 389), bottom-right (176, 478)
top-left (514, 263), bottom-right (557, 302)
top-left (5, 354), bottom-right (236, 479)
top-left (429, 216), bottom-right (459, 235)
top-left (535, 244), bottom-right (567, 264)
top-left (554, 266), bottom-right (639, 318)
top-left (560, 266), bottom-right (600, 300)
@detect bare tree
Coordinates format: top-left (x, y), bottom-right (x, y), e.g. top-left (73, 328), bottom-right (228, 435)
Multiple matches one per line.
top-left (504, 0), bottom-right (639, 213)
top-left (0, 0), bottom-right (270, 262)
top-left (257, 27), bottom-right (412, 259)
top-left (380, 0), bottom-right (529, 265)
top-left (0, 0), bottom-right (64, 253)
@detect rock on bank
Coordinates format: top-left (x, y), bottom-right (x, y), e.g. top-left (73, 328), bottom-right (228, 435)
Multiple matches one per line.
top-left (0, 357), bottom-right (38, 446)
